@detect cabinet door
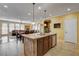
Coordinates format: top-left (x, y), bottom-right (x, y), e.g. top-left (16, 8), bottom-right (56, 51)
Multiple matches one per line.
top-left (37, 38), bottom-right (43, 56)
top-left (43, 36), bottom-right (49, 54)
top-left (48, 36), bottom-right (52, 49)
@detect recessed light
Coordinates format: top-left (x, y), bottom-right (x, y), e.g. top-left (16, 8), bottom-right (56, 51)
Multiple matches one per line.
top-left (38, 7), bottom-right (41, 10)
top-left (49, 14), bottom-right (52, 16)
top-left (4, 5), bottom-right (8, 8)
top-left (28, 13), bottom-right (31, 15)
top-left (67, 8), bottom-right (71, 11)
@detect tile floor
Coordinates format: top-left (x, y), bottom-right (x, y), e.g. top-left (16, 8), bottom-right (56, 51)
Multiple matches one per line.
top-left (44, 40), bottom-right (79, 56)
top-left (0, 36), bottom-right (24, 56)
top-left (45, 39), bottom-right (76, 56)
top-left (0, 36), bottom-right (79, 56)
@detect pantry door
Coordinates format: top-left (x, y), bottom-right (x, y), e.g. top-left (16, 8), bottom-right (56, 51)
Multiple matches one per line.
top-left (64, 19), bottom-right (77, 43)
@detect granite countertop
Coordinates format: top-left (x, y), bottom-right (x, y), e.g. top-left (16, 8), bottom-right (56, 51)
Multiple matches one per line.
top-left (22, 33), bottom-right (56, 40)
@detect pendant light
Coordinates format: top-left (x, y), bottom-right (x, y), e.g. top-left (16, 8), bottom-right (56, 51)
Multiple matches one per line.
top-left (44, 10), bottom-right (47, 19)
top-left (32, 3), bottom-right (35, 30)
top-left (32, 3), bottom-right (35, 22)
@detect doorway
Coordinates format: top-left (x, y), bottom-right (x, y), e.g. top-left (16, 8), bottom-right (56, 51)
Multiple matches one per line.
top-left (44, 20), bottom-right (51, 33)
top-left (64, 19), bottom-right (77, 43)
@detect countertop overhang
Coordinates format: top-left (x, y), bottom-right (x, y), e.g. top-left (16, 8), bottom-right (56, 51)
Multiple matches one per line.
top-left (22, 33), bottom-right (56, 40)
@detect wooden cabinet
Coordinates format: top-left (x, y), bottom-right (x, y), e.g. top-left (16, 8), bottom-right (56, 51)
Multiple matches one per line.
top-left (48, 36), bottom-right (52, 49)
top-left (24, 34), bottom-right (57, 56)
top-left (37, 34), bottom-right (57, 56)
top-left (37, 38), bottom-right (43, 56)
top-left (24, 38), bottom-right (33, 56)
top-left (43, 36), bottom-right (49, 54)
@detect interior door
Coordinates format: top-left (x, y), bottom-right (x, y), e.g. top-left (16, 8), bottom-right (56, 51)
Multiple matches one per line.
top-left (64, 19), bottom-right (77, 43)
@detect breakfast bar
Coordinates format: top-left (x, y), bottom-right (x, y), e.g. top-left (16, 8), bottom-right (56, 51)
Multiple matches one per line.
top-left (22, 33), bottom-right (57, 56)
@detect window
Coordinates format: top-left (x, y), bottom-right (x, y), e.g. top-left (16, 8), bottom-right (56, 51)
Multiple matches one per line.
top-left (32, 24), bottom-right (40, 31)
top-left (2, 23), bottom-right (8, 34)
top-left (21, 24), bottom-right (25, 30)
top-left (32, 24), bottom-right (37, 30)
top-left (34, 24), bottom-right (38, 30)
top-left (15, 24), bottom-right (20, 30)
top-left (37, 24), bottom-right (41, 31)
top-left (9, 23), bottom-right (15, 32)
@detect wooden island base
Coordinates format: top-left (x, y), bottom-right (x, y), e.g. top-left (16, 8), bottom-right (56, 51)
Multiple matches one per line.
top-left (22, 33), bottom-right (57, 56)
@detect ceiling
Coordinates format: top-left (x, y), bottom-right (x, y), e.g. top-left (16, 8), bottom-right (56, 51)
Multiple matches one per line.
top-left (0, 3), bottom-right (79, 22)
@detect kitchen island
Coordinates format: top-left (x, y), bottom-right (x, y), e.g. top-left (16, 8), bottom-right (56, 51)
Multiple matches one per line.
top-left (22, 33), bottom-right (57, 56)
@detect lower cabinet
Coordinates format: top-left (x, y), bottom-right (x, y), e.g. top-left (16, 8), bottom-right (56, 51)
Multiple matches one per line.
top-left (43, 36), bottom-right (49, 54)
top-left (24, 34), bottom-right (57, 56)
top-left (37, 34), bottom-right (57, 56)
top-left (37, 38), bottom-right (43, 56)
top-left (48, 36), bottom-right (52, 49)
top-left (24, 38), bottom-right (33, 56)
